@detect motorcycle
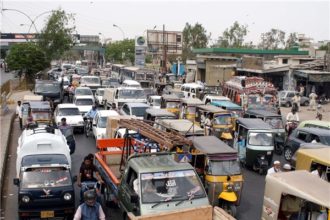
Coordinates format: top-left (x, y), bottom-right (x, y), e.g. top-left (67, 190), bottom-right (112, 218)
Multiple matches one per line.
top-left (80, 181), bottom-right (102, 204)
top-left (285, 120), bottom-right (299, 137)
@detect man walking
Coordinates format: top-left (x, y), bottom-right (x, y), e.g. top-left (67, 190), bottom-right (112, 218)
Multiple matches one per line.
top-left (16, 101), bottom-right (23, 130)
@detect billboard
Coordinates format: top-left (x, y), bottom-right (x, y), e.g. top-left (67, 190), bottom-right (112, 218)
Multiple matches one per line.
top-left (146, 30), bottom-right (182, 55)
top-left (135, 36), bottom-right (147, 67)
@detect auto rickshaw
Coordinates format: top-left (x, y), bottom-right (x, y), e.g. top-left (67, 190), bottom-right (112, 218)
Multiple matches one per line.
top-left (244, 109), bottom-right (285, 155)
top-left (195, 105), bottom-right (233, 143)
top-left (234, 118), bottom-right (274, 175)
top-left (211, 100), bottom-right (244, 129)
top-left (262, 170), bottom-right (330, 220)
top-left (144, 108), bottom-right (176, 122)
top-left (295, 147), bottom-right (330, 181)
top-left (161, 94), bottom-right (181, 118)
top-left (22, 100), bottom-right (52, 127)
top-left (179, 98), bottom-right (204, 122)
top-left (155, 119), bottom-right (204, 137)
top-left (188, 136), bottom-right (243, 217)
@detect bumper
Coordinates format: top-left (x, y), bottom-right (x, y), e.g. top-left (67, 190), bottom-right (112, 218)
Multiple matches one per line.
top-left (18, 206), bottom-right (75, 218)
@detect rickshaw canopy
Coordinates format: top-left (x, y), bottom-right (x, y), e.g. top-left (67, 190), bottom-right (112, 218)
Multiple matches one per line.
top-left (296, 147), bottom-right (330, 168)
top-left (265, 170), bottom-right (330, 208)
top-left (180, 98), bottom-right (204, 106)
top-left (158, 119), bottom-right (204, 136)
top-left (245, 109), bottom-right (280, 118)
top-left (236, 118), bottom-right (273, 130)
top-left (23, 95), bottom-right (43, 101)
top-left (197, 105), bottom-right (228, 114)
top-left (189, 136), bottom-right (238, 160)
top-left (145, 108), bottom-right (176, 118)
top-left (28, 101), bottom-right (51, 111)
top-left (162, 94), bottom-right (181, 102)
top-left (211, 100), bottom-right (242, 111)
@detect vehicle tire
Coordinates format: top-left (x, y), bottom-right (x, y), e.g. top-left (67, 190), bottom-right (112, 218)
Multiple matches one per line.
top-left (284, 147), bottom-right (293, 161)
top-left (220, 201), bottom-right (237, 217)
top-left (304, 101), bottom-right (309, 106)
top-left (285, 102), bottom-right (291, 107)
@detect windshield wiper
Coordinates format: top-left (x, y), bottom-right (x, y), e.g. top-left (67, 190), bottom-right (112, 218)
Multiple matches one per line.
top-left (151, 195), bottom-right (181, 208)
top-left (175, 186), bottom-right (203, 207)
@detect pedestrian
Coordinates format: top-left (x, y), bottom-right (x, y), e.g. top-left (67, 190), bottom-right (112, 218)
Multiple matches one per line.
top-left (16, 101), bottom-right (23, 130)
top-left (267, 161), bottom-right (281, 175)
top-left (204, 114), bottom-right (212, 136)
top-left (73, 190), bottom-right (106, 220)
top-left (299, 84), bottom-right (305, 96)
top-left (292, 93), bottom-right (301, 112)
top-left (309, 91), bottom-right (318, 111)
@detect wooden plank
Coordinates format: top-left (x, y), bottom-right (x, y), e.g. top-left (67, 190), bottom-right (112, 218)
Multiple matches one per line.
top-left (128, 205), bottom-right (213, 220)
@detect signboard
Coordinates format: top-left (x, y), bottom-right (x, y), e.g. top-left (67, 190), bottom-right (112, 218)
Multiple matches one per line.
top-left (135, 36), bottom-right (147, 67)
top-left (147, 30), bottom-right (182, 55)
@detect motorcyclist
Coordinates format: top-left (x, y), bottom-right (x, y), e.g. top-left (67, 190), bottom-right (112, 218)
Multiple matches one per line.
top-left (286, 107), bottom-right (299, 136)
top-left (73, 190), bottom-right (106, 220)
top-left (84, 105), bottom-right (98, 131)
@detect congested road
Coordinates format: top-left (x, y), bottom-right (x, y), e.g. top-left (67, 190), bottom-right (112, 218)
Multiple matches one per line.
top-left (1, 103), bottom-right (328, 220)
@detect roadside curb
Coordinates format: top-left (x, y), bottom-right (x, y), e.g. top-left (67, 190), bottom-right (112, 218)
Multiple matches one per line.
top-left (0, 110), bottom-right (16, 190)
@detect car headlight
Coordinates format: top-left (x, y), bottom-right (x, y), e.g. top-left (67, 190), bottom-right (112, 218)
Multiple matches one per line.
top-left (63, 193), bottom-right (72, 201)
top-left (22, 195), bottom-right (30, 203)
top-left (234, 183), bottom-right (241, 191)
top-left (226, 184), bottom-right (234, 192)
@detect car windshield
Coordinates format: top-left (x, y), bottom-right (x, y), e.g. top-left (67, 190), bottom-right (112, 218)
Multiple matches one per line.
top-left (166, 102), bottom-right (180, 108)
top-left (118, 89), bottom-right (146, 99)
top-left (35, 83), bottom-right (60, 93)
top-left (213, 114), bottom-right (232, 125)
top-left (140, 170), bottom-right (205, 203)
top-left (58, 108), bottom-right (80, 116)
top-left (265, 117), bottom-right (284, 129)
top-left (76, 68), bottom-right (88, 75)
top-left (97, 116), bottom-right (107, 128)
top-left (21, 168), bottom-right (72, 189)
top-left (135, 73), bottom-right (145, 80)
top-left (81, 77), bottom-right (100, 84)
top-left (131, 106), bottom-right (149, 117)
top-left (248, 132), bottom-right (273, 146)
top-left (31, 112), bottom-right (50, 121)
top-left (208, 160), bottom-right (241, 176)
top-left (75, 99), bottom-right (93, 105)
top-left (75, 89), bottom-right (93, 96)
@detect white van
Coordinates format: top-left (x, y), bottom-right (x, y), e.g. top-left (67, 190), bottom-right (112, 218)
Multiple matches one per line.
top-left (122, 80), bottom-right (141, 88)
top-left (180, 83), bottom-right (204, 98)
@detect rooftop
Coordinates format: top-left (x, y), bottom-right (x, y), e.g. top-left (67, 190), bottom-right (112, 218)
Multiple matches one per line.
top-left (193, 47), bottom-right (309, 55)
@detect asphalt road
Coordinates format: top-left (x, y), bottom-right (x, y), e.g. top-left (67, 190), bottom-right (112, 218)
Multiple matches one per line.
top-left (0, 70), bottom-right (16, 86)
top-left (1, 103), bottom-right (321, 220)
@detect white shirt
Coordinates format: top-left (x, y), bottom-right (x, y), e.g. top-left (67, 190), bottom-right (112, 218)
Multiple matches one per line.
top-left (267, 167), bottom-right (281, 175)
top-left (286, 112), bottom-right (299, 122)
top-left (16, 105), bottom-right (22, 118)
top-left (73, 203), bottom-right (106, 220)
top-left (204, 118), bottom-right (211, 127)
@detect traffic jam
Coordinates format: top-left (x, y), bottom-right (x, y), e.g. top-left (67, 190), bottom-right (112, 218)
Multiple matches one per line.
top-left (11, 63), bottom-right (330, 220)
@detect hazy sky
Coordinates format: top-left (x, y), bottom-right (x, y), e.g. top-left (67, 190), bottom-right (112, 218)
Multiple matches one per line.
top-left (1, 0), bottom-right (329, 45)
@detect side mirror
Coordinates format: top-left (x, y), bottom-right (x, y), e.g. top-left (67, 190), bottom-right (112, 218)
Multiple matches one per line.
top-left (130, 193), bottom-right (139, 203)
top-left (13, 178), bottom-right (20, 186)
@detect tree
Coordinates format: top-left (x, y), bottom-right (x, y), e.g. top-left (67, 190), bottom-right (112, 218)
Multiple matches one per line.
top-left (319, 43), bottom-right (330, 52)
top-left (105, 39), bottom-right (135, 64)
top-left (217, 21), bottom-right (248, 48)
top-left (258, 29), bottom-right (286, 50)
top-left (182, 23), bottom-right (209, 61)
top-left (6, 43), bottom-right (48, 82)
top-left (285, 32), bottom-right (299, 49)
top-left (38, 9), bottom-right (76, 62)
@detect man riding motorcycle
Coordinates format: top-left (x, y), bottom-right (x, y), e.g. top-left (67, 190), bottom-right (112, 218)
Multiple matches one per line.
top-left (286, 106), bottom-right (299, 136)
top-left (83, 105), bottom-right (98, 136)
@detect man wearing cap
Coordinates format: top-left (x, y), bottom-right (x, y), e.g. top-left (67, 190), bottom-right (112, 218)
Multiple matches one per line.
top-left (283, 164), bottom-right (292, 172)
top-left (267, 161), bottom-right (281, 174)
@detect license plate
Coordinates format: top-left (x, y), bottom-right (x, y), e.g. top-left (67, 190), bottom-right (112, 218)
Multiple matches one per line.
top-left (41, 211), bottom-right (54, 218)
top-left (267, 151), bottom-right (272, 155)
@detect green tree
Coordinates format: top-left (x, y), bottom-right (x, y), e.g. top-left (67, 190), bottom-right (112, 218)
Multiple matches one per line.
top-left (258, 29), bottom-right (286, 50)
top-left (217, 21), bottom-right (248, 48)
top-left (182, 23), bottom-right (209, 61)
top-left (6, 43), bottom-right (48, 82)
top-left (105, 39), bottom-right (135, 64)
top-left (285, 32), bottom-right (299, 49)
top-left (38, 9), bottom-right (76, 62)
top-left (319, 42), bottom-right (330, 52)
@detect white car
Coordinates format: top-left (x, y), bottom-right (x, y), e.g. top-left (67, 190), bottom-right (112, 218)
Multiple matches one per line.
top-left (74, 95), bottom-right (95, 115)
top-left (95, 88), bottom-right (105, 106)
top-left (147, 95), bottom-right (162, 109)
top-left (119, 103), bottom-right (150, 119)
top-left (74, 87), bottom-right (94, 100)
top-left (54, 103), bottom-right (84, 132)
top-left (92, 110), bottom-right (119, 141)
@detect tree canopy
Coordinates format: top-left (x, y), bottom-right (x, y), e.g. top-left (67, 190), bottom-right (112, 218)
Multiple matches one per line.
top-left (105, 39), bottom-right (135, 64)
top-left (6, 43), bottom-right (49, 82)
top-left (258, 29), bottom-right (286, 50)
top-left (182, 23), bottom-right (209, 61)
top-left (217, 21), bottom-right (248, 48)
top-left (38, 9), bottom-right (76, 62)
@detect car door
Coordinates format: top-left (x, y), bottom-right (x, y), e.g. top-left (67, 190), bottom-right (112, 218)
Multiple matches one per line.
top-left (291, 130), bottom-right (309, 152)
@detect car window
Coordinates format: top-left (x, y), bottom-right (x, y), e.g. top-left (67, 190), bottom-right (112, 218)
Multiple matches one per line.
top-left (123, 105), bottom-right (130, 115)
top-left (288, 93), bottom-right (294, 98)
top-left (296, 131), bottom-right (308, 141)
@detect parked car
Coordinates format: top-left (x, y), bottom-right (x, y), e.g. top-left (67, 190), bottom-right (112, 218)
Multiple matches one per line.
top-left (54, 103), bottom-right (84, 132)
top-left (92, 110), bottom-right (119, 141)
top-left (284, 127), bottom-right (330, 161)
top-left (278, 90), bottom-right (309, 107)
top-left (94, 88), bottom-right (105, 106)
top-left (119, 102), bottom-right (150, 119)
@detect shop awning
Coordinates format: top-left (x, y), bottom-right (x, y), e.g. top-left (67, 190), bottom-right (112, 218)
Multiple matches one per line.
top-left (293, 70), bottom-right (330, 82)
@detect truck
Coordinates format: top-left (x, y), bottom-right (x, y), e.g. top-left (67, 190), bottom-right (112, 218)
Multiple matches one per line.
top-left (14, 127), bottom-right (75, 219)
top-left (95, 138), bottom-right (210, 219)
top-left (103, 87), bottom-right (147, 110)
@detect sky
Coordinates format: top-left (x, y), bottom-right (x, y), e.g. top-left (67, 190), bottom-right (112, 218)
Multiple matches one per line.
top-left (1, 0), bottom-right (329, 45)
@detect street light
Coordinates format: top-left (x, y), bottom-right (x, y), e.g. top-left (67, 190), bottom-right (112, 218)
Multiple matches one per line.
top-left (27, 10), bottom-right (54, 34)
top-left (113, 24), bottom-right (125, 40)
top-left (2, 8), bottom-right (38, 32)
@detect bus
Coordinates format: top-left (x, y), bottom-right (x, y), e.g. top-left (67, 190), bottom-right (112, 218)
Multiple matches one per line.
top-left (111, 64), bottom-right (126, 80)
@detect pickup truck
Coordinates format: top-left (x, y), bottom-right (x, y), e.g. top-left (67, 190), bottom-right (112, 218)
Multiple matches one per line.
top-left (94, 138), bottom-right (210, 219)
top-left (103, 87), bottom-right (147, 110)
top-left (14, 127), bottom-right (75, 219)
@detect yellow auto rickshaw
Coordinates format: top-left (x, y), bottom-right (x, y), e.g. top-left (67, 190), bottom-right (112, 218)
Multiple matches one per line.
top-left (22, 101), bottom-right (53, 127)
top-left (188, 136), bottom-right (243, 217)
top-left (161, 94), bottom-right (181, 118)
top-left (195, 105), bottom-right (233, 142)
top-left (179, 98), bottom-right (204, 122)
top-left (262, 170), bottom-right (330, 220)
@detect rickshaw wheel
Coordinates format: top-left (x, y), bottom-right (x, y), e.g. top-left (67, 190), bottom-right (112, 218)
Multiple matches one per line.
top-left (220, 201), bottom-right (237, 217)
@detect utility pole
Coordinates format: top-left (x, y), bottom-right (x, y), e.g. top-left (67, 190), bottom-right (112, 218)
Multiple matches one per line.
top-left (162, 24), bottom-right (167, 73)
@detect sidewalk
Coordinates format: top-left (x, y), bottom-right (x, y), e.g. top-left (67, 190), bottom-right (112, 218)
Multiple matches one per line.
top-left (0, 90), bottom-right (33, 189)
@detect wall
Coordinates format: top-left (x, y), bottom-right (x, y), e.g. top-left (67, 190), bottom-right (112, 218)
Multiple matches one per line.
top-left (205, 60), bottom-right (236, 85)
